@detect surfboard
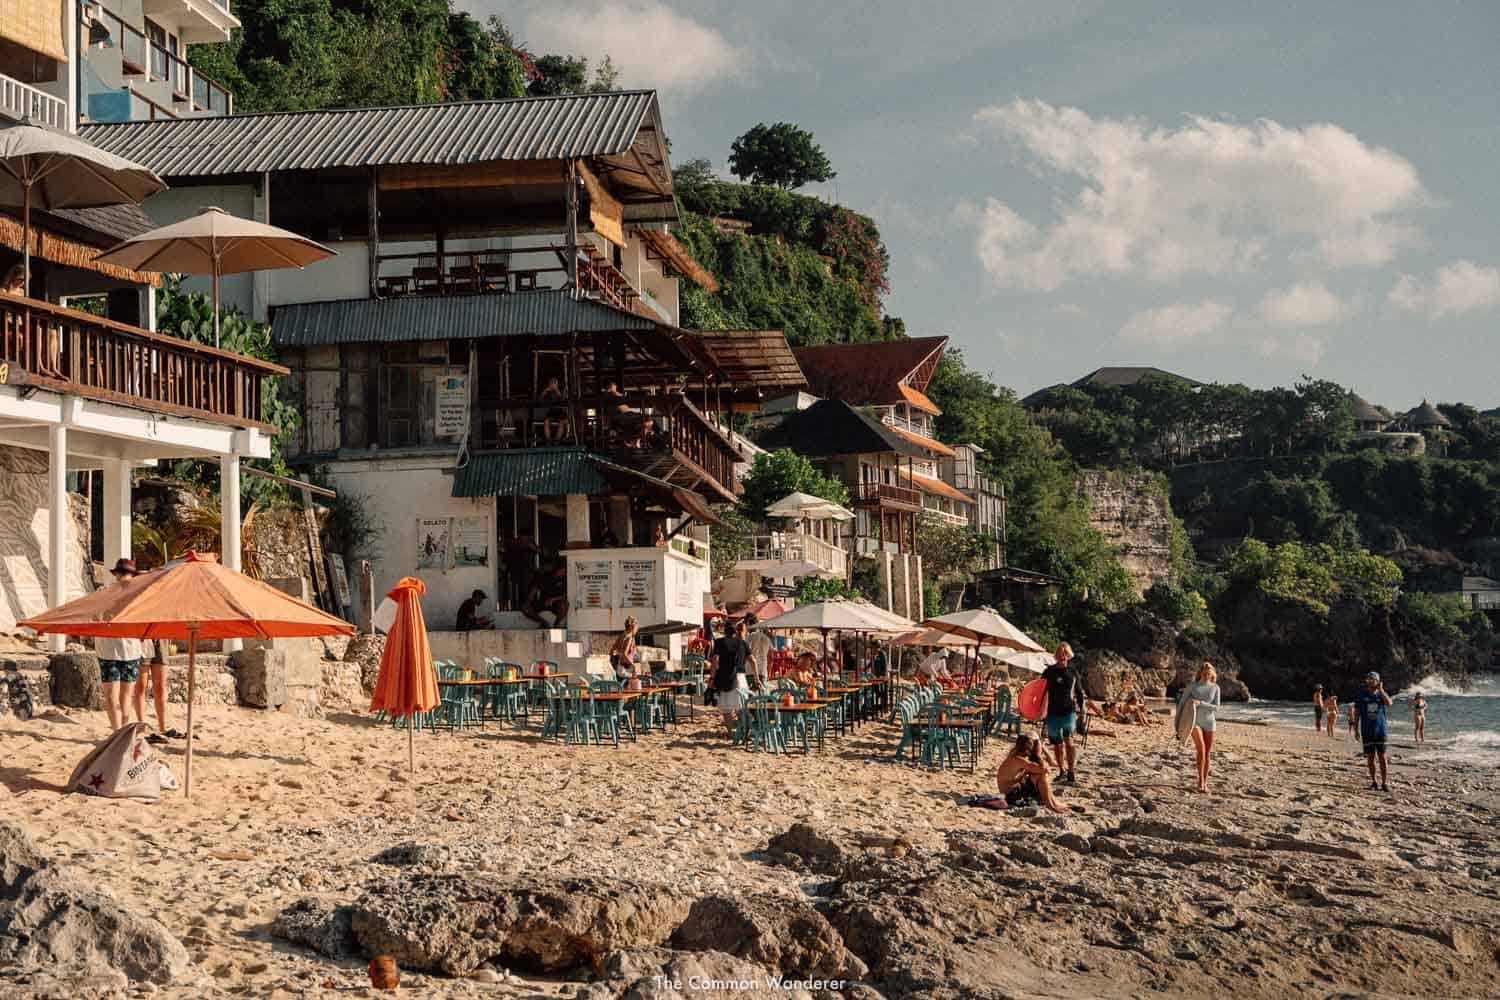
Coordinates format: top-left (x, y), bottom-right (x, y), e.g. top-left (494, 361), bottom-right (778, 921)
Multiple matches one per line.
top-left (1018, 677), bottom-right (1048, 721)
top-left (1175, 696), bottom-right (1197, 742)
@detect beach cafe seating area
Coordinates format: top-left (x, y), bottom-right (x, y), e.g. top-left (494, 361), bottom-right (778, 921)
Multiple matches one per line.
top-left (367, 646), bottom-right (1026, 772)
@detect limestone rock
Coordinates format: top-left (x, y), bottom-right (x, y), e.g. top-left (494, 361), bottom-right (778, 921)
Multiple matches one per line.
top-left (48, 654), bottom-right (101, 710)
top-left (603, 946), bottom-right (819, 1000)
top-left (343, 634), bottom-right (386, 695)
top-left (0, 821), bottom-right (190, 984)
top-left (231, 648), bottom-right (287, 709)
top-left (347, 873), bottom-right (690, 976)
top-left (670, 893), bottom-right (867, 981)
top-left (764, 823), bottom-right (850, 873)
top-left (271, 896), bottom-right (360, 960)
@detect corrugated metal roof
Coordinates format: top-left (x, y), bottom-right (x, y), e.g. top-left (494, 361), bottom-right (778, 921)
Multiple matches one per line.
top-left (451, 448), bottom-right (609, 498)
top-left (271, 290), bottom-right (656, 346)
top-left (80, 91), bottom-right (661, 178)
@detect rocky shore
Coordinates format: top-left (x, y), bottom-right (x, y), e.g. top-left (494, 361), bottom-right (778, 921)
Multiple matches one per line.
top-left (0, 699), bottom-right (1496, 998)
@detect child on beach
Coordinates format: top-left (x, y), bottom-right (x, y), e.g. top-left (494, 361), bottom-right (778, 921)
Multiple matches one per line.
top-left (1179, 662), bottom-right (1221, 794)
top-left (1411, 692), bottom-right (1427, 743)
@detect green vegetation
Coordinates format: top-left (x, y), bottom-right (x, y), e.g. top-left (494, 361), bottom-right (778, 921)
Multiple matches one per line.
top-left (737, 449), bottom-right (848, 522)
top-left (1220, 539), bottom-right (1402, 615)
top-left (728, 122), bottom-right (836, 190)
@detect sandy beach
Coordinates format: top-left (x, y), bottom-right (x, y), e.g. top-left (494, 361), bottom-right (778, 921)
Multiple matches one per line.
top-left (2, 693), bottom-right (1498, 999)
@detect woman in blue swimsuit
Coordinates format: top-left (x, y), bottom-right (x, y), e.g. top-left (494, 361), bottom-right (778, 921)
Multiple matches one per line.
top-left (1179, 662), bottom-right (1222, 795)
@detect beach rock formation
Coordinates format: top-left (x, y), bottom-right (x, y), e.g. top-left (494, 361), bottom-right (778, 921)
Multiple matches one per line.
top-left (343, 634), bottom-right (385, 694)
top-left (671, 893), bottom-right (868, 981)
top-left (1078, 469), bottom-right (1176, 596)
top-left (270, 896), bottom-right (359, 960)
top-left (232, 647), bottom-right (288, 709)
top-left (345, 874), bottom-right (691, 976)
top-left (0, 820), bottom-right (190, 985)
top-left (47, 653), bottom-right (101, 710)
top-left (593, 946), bottom-right (823, 999)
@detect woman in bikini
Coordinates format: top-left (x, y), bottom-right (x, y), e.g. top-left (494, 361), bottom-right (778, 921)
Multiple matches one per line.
top-left (994, 734), bottom-right (1070, 814)
top-left (1324, 691), bottom-right (1339, 738)
top-left (1411, 691), bottom-right (1427, 743)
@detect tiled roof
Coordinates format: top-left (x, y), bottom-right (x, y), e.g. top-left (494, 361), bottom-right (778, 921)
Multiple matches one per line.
top-left (898, 383), bottom-right (940, 414)
top-left (887, 425), bottom-right (955, 457)
top-left (910, 473), bottom-right (972, 503)
top-left (793, 336), bottom-right (948, 407)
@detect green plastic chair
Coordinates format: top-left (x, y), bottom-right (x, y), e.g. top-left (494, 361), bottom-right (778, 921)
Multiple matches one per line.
top-left (744, 695), bottom-right (787, 754)
top-left (991, 686), bottom-right (1022, 737)
top-left (563, 684), bottom-right (600, 745)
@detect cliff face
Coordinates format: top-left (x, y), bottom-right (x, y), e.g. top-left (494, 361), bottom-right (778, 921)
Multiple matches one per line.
top-left (1078, 470), bottom-right (1176, 596)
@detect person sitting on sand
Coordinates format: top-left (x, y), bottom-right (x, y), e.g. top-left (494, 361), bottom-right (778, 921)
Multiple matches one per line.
top-left (1323, 691), bottom-right (1339, 738)
top-left (994, 734), bottom-right (1070, 814)
top-left (1354, 671), bottom-right (1393, 792)
top-left (1178, 662), bottom-right (1221, 795)
top-left (1411, 691), bottom-right (1427, 744)
top-left (1312, 684), bottom-right (1324, 731)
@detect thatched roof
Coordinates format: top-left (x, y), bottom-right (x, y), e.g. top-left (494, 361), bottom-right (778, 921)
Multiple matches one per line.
top-left (1350, 394), bottom-right (1387, 424)
top-left (1405, 400), bottom-right (1451, 428)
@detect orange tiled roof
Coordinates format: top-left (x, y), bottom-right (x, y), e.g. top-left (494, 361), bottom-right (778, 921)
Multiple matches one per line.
top-left (793, 336), bottom-right (948, 407)
top-left (909, 473), bottom-right (972, 503)
top-left (899, 383), bottom-right (941, 415)
top-left (888, 425), bottom-right (956, 457)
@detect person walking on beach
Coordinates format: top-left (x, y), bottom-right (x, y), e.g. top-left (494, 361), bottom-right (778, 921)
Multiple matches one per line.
top-left (1312, 684), bottom-right (1324, 732)
top-left (711, 618), bottom-right (751, 730)
top-left (96, 559), bottom-right (143, 732)
top-left (1039, 642), bottom-right (1081, 784)
top-left (1411, 691), bottom-right (1427, 743)
top-left (1354, 671), bottom-right (1394, 791)
top-left (745, 614), bottom-right (772, 693)
top-left (1323, 690), bottom-right (1339, 738)
top-left (1178, 662), bottom-right (1221, 794)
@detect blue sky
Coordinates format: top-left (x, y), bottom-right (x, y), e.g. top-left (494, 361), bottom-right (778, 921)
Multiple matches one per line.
top-left (474, 1), bottom-right (1500, 409)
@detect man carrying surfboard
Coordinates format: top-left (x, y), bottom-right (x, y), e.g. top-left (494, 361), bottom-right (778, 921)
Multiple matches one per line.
top-left (1038, 643), bottom-right (1082, 785)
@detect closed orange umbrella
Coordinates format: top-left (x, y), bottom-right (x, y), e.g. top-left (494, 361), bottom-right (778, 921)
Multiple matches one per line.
top-left (21, 551), bottom-right (353, 796)
top-left (368, 577), bottom-right (439, 772)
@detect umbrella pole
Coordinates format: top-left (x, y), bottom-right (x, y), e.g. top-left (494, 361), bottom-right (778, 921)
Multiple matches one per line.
top-left (21, 183), bottom-right (30, 295)
top-left (184, 625), bottom-right (198, 798)
top-left (212, 263), bottom-right (221, 350)
top-left (408, 715), bottom-right (414, 773)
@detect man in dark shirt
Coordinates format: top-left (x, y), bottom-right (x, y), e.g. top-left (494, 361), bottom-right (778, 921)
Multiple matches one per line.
top-left (456, 589), bottom-right (490, 631)
top-left (1038, 643), bottom-right (1081, 784)
top-left (1353, 671), bottom-right (1394, 791)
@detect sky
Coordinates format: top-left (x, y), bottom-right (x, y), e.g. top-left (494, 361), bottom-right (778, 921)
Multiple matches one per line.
top-left (468, 0), bottom-right (1500, 409)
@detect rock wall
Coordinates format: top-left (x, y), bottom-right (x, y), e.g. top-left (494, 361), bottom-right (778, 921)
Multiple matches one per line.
top-left (0, 446), bottom-right (94, 633)
top-left (1077, 469), bottom-right (1175, 596)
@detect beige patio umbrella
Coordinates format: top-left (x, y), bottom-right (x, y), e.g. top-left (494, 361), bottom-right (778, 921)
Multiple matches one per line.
top-left (0, 121), bottom-right (165, 294)
top-left (95, 206), bottom-right (335, 348)
top-left (923, 606), bottom-right (1046, 684)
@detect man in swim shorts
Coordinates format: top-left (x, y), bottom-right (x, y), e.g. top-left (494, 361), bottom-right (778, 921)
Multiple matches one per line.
top-left (1039, 643), bottom-right (1081, 784)
top-left (1312, 684), bottom-right (1324, 731)
top-left (1353, 672), bottom-right (1393, 792)
top-left (96, 559), bottom-right (143, 731)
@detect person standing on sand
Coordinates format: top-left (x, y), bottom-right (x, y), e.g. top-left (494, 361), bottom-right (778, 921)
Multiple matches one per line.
top-left (1039, 642), bottom-right (1082, 785)
top-left (1178, 662), bottom-right (1221, 794)
top-left (1312, 684), bottom-right (1324, 732)
top-left (1411, 691), bottom-right (1427, 743)
top-left (745, 614), bottom-right (772, 693)
top-left (95, 559), bottom-right (143, 732)
top-left (1324, 691), bottom-right (1339, 738)
top-left (1354, 671), bottom-right (1394, 791)
top-left (711, 618), bottom-right (751, 730)
top-left (134, 639), bottom-right (180, 744)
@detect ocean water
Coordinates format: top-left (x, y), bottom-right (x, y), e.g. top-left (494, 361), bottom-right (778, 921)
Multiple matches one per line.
top-left (1221, 672), bottom-right (1500, 769)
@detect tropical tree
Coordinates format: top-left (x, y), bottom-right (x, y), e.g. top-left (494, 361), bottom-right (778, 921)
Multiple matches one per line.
top-left (737, 449), bottom-right (848, 522)
top-left (728, 122), bottom-right (836, 190)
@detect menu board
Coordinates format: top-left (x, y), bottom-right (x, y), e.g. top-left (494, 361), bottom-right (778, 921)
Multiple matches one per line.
top-left (435, 375), bottom-right (468, 438)
top-left (416, 518), bottom-right (450, 570)
top-left (452, 515), bottom-right (489, 567)
top-left (620, 560), bottom-right (656, 609)
top-left (574, 560), bottom-right (613, 610)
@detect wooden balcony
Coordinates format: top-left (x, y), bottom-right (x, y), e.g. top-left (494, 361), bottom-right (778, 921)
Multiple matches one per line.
top-left (0, 293), bottom-right (287, 431)
top-left (739, 531), bottom-right (848, 579)
top-left (850, 480), bottom-right (922, 510)
top-left (632, 395), bottom-right (739, 502)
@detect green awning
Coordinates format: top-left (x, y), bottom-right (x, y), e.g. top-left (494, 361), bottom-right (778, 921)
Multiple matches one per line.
top-left (451, 448), bottom-right (609, 497)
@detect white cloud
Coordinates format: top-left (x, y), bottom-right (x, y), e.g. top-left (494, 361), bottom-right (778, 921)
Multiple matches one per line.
top-left (968, 99), bottom-right (1425, 290)
top-left (1119, 300), bottom-right (1233, 346)
top-left (1389, 260), bottom-right (1500, 317)
top-left (1257, 334), bottom-right (1327, 365)
top-left (1258, 281), bottom-right (1350, 326)
top-left (521, 1), bottom-right (746, 93)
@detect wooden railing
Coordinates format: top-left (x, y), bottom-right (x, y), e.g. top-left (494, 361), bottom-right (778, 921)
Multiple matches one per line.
top-left (850, 480), bottom-right (922, 508)
top-left (667, 395), bottom-right (739, 496)
top-left (0, 293), bottom-right (287, 430)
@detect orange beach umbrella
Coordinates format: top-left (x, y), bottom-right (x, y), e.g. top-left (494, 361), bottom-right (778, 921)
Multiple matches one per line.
top-left (21, 551), bottom-right (353, 796)
top-left (368, 576), bottom-right (439, 772)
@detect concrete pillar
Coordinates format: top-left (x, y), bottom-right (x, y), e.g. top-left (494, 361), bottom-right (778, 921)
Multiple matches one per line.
top-left (101, 460), bottom-right (131, 565)
top-left (608, 496), bottom-right (632, 545)
top-left (221, 454), bottom-right (242, 652)
top-left (564, 493), bottom-right (590, 549)
top-left (912, 554), bottom-right (924, 621)
top-left (47, 424), bottom-right (68, 652)
top-left (876, 550), bottom-right (894, 614)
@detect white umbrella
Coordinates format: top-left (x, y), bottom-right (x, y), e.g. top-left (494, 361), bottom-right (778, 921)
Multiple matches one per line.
top-left (95, 206), bottom-right (335, 348)
top-left (992, 649), bottom-right (1054, 674)
top-left (922, 606), bottom-right (1045, 653)
top-left (756, 598), bottom-right (908, 677)
top-left (0, 121), bottom-right (164, 293)
top-left (765, 491), bottom-right (854, 522)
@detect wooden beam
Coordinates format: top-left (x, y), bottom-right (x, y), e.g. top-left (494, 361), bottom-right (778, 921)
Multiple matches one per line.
top-left (377, 160), bottom-right (570, 191)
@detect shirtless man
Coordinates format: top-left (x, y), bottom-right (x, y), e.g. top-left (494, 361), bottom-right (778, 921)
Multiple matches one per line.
top-left (1312, 684), bottom-right (1324, 732)
top-left (994, 734), bottom-right (1070, 814)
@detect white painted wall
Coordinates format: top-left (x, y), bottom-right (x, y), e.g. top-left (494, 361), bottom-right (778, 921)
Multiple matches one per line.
top-left (267, 242), bottom-right (369, 307)
top-left (317, 458), bottom-right (497, 630)
top-left (563, 546), bottom-right (709, 634)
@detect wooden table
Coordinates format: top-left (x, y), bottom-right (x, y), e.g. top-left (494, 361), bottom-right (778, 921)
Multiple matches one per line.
top-left (773, 703), bottom-right (828, 752)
